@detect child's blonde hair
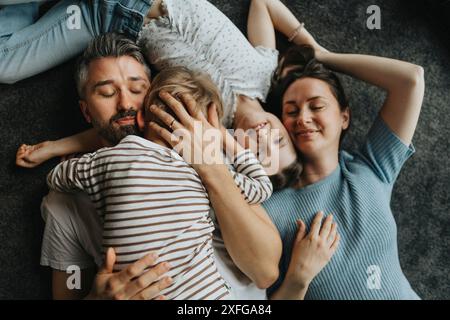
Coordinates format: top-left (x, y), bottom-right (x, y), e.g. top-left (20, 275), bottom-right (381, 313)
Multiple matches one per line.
top-left (144, 66), bottom-right (224, 127)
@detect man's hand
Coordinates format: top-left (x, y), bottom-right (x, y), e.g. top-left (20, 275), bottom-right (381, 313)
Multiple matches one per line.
top-left (149, 91), bottom-right (225, 170)
top-left (85, 248), bottom-right (173, 300)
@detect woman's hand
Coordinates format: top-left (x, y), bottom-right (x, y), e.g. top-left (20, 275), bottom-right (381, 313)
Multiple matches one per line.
top-left (271, 211), bottom-right (339, 300)
top-left (148, 91), bottom-right (225, 170)
top-left (287, 211), bottom-right (339, 287)
top-left (85, 248), bottom-right (173, 300)
top-left (16, 141), bottom-right (55, 168)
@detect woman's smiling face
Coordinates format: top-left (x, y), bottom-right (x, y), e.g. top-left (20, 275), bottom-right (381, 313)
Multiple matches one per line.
top-left (281, 77), bottom-right (350, 159)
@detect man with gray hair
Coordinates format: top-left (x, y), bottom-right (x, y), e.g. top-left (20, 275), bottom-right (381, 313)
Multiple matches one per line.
top-left (75, 32), bottom-right (151, 147)
top-left (38, 32), bottom-right (176, 300)
top-left (36, 32), bottom-right (273, 300)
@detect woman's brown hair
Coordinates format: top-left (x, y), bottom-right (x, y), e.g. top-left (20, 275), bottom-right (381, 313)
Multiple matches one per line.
top-left (268, 45), bottom-right (350, 142)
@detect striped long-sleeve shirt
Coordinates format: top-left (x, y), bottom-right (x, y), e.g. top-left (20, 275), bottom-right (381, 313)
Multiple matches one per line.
top-left (47, 135), bottom-right (272, 300)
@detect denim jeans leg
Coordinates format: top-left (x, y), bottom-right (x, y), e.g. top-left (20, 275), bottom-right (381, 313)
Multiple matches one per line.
top-left (0, 0), bottom-right (97, 84)
top-left (0, 2), bottom-right (39, 40)
top-left (0, 0), bottom-right (155, 84)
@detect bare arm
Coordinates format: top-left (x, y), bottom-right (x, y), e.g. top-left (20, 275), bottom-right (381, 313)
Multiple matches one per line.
top-left (16, 128), bottom-right (104, 168)
top-left (316, 51), bottom-right (425, 145)
top-left (52, 268), bottom-right (95, 300)
top-left (197, 164), bottom-right (282, 288)
top-left (247, 0), bottom-right (325, 52)
top-left (149, 92), bottom-right (282, 289)
top-left (48, 128), bottom-right (105, 157)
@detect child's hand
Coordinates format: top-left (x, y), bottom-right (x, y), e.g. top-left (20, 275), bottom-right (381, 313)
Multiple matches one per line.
top-left (207, 103), bottom-right (245, 157)
top-left (16, 141), bottom-right (54, 168)
top-left (285, 211), bottom-right (340, 290)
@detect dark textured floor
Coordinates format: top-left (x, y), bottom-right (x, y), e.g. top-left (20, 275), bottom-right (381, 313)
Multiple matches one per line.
top-left (0, 0), bottom-right (449, 299)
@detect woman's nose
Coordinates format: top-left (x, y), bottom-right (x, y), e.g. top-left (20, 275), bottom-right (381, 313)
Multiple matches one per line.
top-left (296, 109), bottom-right (312, 125)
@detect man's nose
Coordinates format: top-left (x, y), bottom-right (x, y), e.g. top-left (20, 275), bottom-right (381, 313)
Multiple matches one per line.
top-left (117, 90), bottom-right (135, 112)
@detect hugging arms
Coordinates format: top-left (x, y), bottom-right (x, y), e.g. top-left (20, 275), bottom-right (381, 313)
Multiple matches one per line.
top-left (8, 0), bottom-right (424, 299)
top-left (8, 0), bottom-right (338, 299)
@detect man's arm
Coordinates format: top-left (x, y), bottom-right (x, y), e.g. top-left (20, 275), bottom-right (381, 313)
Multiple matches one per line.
top-left (52, 249), bottom-right (173, 300)
top-left (149, 92), bottom-right (283, 289)
top-left (52, 268), bottom-right (96, 300)
top-left (198, 164), bottom-right (282, 289)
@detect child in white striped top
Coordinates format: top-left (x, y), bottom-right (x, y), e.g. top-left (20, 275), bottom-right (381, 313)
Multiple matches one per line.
top-left (46, 67), bottom-right (272, 300)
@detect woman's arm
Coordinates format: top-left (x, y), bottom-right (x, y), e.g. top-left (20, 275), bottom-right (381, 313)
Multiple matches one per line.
top-left (16, 128), bottom-right (104, 168)
top-left (271, 212), bottom-right (340, 300)
top-left (149, 91), bottom-right (282, 289)
top-left (247, 0), bottom-right (326, 52)
top-left (316, 51), bottom-right (425, 145)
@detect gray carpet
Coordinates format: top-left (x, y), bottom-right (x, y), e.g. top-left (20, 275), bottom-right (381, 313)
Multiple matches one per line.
top-left (0, 0), bottom-right (449, 299)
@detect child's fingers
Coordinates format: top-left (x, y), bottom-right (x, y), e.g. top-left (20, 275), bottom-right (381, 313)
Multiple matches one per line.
top-left (16, 146), bottom-right (30, 167)
top-left (16, 144), bottom-right (28, 156)
top-left (16, 158), bottom-right (35, 168)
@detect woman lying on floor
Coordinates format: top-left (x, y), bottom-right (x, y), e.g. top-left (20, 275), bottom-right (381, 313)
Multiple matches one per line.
top-left (10, 0), bottom-right (424, 299)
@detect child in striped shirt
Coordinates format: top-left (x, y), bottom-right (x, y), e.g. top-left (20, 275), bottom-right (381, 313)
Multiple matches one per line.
top-left (46, 67), bottom-right (273, 300)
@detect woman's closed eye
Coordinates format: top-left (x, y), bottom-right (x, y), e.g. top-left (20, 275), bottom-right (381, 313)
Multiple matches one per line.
top-left (310, 104), bottom-right (325, 111)
top-left (284, 106), bottom-right (299, 116)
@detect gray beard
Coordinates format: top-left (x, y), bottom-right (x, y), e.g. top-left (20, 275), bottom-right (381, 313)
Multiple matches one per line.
top-left (92, 119), bottom-right (140, 145)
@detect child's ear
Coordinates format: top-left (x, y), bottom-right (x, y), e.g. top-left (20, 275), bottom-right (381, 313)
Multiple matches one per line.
top-left (79, 100), bottom-right (92, 123)
top-left (136, 109), bottom-right (145, 131)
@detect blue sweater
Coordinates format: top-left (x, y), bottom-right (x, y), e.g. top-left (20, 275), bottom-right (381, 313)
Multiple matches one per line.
top-left (262, 116), bottom-right (420, 300)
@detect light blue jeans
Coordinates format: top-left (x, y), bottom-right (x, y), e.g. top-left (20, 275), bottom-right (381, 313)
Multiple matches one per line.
top-left (0, 0), bottom-right (154, 84)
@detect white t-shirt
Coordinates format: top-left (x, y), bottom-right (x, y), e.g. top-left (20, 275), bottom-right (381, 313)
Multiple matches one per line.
top-left (40, 190), bottom-right (267, 300)
top-left (137, 0), bottom-right (279, 128)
